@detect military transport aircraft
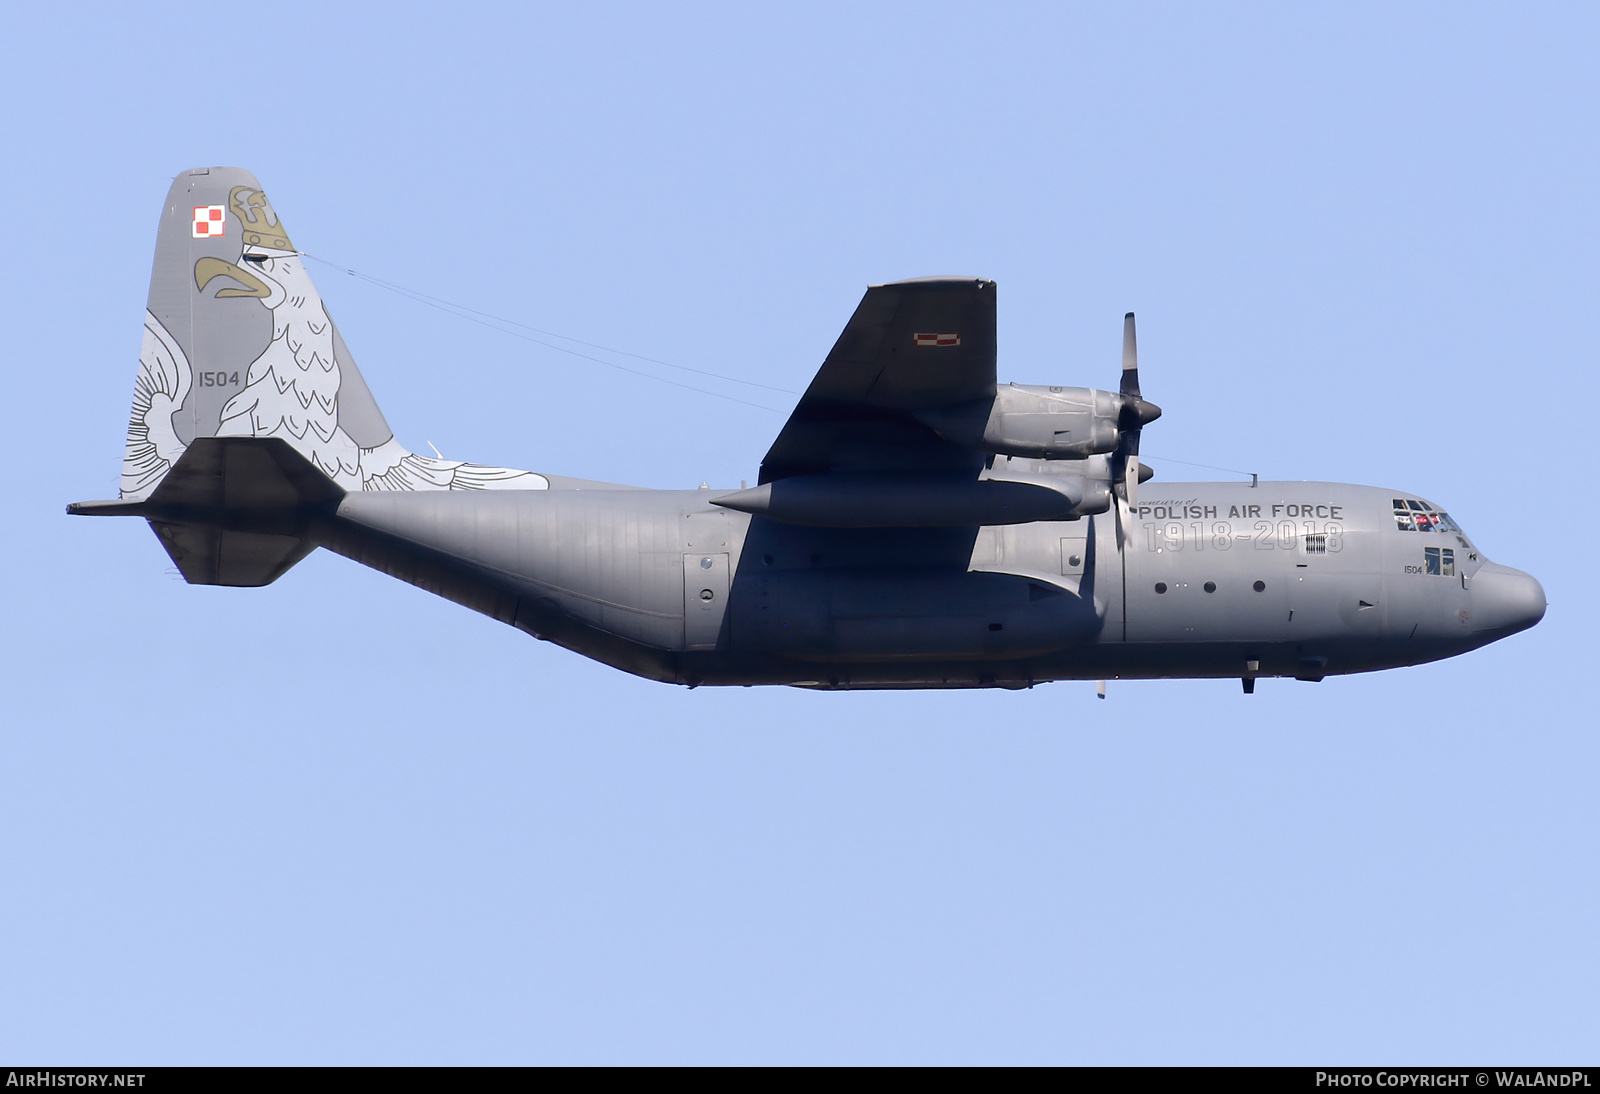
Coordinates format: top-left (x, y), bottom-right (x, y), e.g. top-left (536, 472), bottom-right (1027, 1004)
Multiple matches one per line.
top-left (69, 168), bottom-right (1545, 692)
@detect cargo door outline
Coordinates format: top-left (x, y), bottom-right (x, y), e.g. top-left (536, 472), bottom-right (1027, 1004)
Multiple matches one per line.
top-left (1290, 532), bottom-right (1382, 639)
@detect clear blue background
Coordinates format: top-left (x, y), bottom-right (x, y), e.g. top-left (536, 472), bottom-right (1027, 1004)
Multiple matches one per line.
top-left (1, 1), bottom-right (1594, 1064)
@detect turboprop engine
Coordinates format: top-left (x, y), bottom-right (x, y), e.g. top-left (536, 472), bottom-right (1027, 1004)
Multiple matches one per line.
top-left (981, 384), bottom-right (1123, 459)
top-left (979, 313), bottom-right (1163, 512)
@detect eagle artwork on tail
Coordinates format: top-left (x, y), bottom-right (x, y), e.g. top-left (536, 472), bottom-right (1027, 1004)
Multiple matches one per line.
top-left (120, 181), bottom-right (546, 501)
top-left (121, 312), bottom-right (193, 500)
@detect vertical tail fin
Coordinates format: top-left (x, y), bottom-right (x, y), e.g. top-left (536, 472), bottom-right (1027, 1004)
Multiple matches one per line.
top-left (120, 167), bottom-right (546, 502)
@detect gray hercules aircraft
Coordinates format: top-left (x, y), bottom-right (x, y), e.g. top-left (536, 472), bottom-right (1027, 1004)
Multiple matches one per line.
top-left (70, 168), bottom-right (1545, 692)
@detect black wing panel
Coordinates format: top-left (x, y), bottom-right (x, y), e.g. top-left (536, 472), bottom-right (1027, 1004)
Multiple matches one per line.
top-left (759, 277), bottom-right (996, 483)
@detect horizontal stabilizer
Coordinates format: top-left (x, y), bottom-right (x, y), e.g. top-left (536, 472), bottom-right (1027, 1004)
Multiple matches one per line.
top-left (144, 436), bottom-right (344, 513)
top-left (148, 523), bottom-right (317, 587)
top-left (71, 437), bottom-right (343, 587)
top-left (150, 438), bottom-right (340, 585)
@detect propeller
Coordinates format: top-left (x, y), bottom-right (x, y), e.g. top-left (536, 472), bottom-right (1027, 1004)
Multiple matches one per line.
top-left (1113, 312), bottom-right (1161, 510)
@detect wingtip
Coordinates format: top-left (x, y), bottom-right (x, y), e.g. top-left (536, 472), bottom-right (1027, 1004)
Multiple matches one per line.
top-left (872, 275), bottom-right (993, 289)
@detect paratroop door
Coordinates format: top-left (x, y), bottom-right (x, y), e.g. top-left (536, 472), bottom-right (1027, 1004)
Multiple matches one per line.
top-left (683, 552), bottom-right (730, 650)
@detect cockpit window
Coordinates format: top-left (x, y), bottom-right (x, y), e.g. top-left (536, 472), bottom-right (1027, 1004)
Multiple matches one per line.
top-left (1393, 498), bottom-right (1460, 534)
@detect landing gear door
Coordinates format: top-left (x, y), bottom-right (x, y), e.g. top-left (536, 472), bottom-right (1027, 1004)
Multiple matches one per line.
top-left (684, 553), bottom-right (730, 650)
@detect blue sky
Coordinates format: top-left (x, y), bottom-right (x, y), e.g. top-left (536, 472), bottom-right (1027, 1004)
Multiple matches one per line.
top-left (2, 1), bottom-right (1595, 1064)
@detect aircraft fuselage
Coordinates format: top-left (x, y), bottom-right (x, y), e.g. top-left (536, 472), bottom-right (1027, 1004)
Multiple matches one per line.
top-left (324, 476), bottom-right (1544, 690)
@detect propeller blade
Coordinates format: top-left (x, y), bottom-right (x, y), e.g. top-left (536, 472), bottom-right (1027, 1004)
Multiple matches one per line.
top-left (1121, 312), bottom-right (1139, 399)
top-left (1113, 311), bottom-right (1156, 520)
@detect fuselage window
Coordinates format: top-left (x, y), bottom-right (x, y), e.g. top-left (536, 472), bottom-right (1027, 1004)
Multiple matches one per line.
top-left (1425, 546), bottom-right (1441, 575)
top-left (1442, 548), bottom-right (1455, 577)
top-left (1423, 547), bottom-right (1456, 576)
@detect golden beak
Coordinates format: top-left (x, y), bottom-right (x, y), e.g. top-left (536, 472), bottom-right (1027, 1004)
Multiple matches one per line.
top-left (193, 256), bottom-right (271, 299)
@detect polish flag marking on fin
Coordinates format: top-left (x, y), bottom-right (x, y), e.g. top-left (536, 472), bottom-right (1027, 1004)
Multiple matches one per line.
top-left (913, 332), bottom-right (960, 347)
top-left (192, 206), bottom-right (226, 238)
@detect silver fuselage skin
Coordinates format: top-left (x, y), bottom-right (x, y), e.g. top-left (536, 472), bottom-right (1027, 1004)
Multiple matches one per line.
top-left (323, 477), bottom-right (1545, 689)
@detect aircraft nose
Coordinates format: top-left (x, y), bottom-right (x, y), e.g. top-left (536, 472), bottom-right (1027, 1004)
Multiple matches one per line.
top-left (1470, 563), bottom-right (1546, 637)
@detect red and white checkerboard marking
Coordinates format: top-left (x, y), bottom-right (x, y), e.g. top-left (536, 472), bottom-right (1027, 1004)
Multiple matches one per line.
top-left (913, 332), bottom-right (961, 347)
top-left (192, 205), bottom-right (226, 238)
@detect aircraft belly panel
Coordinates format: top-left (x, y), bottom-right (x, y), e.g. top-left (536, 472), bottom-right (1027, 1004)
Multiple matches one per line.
top-left (729, 568), bottom-right (1101, 662)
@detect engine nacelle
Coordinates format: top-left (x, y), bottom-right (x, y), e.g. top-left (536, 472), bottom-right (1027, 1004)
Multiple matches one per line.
top-left (712, 471), bottom-right (1086, 527)
top-left (983, 384), bottom-right (1121, 459)
top-left (985, 453), bottom-right (1114, 516)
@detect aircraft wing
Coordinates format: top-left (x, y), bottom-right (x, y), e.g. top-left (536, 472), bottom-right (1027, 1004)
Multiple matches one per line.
top-left (759, 277), bottom-right (997, 483)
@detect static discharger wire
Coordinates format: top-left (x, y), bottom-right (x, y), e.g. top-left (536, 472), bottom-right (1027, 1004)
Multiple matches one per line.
top-left (300, 253), bottom-right (797, 413)
top-left (1143, 455), bottom-right (1260, 483)
top-left (301, 254), bottom-right (1266, 480)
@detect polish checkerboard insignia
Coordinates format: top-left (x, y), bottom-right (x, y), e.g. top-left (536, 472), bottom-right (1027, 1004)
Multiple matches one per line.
top-left (192, 206), bottom-right (226, 238)
top-left (913, 332), bottom-right (960, 347)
